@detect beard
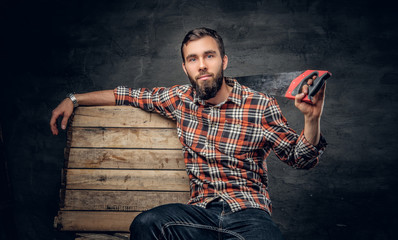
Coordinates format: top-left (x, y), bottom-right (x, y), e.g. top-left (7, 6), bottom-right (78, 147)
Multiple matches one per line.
top-left (188, 69), bottom-right (224, 100)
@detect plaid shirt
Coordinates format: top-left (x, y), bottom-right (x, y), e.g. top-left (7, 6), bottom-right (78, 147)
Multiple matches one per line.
top-left (114, 78), bottom-right (326, 214)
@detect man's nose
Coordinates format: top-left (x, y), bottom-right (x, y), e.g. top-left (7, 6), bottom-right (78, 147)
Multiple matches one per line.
top-left (199, 58), bottom-right (207, 71)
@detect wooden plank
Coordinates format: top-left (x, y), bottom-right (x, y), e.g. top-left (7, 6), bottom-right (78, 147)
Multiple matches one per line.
top-left (66, 169), bottom-right (190, 191)
top-left (75, 233), bottom-right (129, 240)
top-left (54, 106), bottom-right (189, 234)
top-left (55, 211), bottom-right (137, 232)
top-left (63, 190), bottom-right (189, 211)
top-left (68, 148), bottom-right (184, 169)
top-left (70, 127), bottom-right (181, 149)
top-left (73, 106), bottom-right (176, 128)
top-left (114, 233), bottom-right (130, 239)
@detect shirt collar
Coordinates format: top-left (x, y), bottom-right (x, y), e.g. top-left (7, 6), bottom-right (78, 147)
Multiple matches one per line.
top-left (193, 77), bottom-right (243, 107)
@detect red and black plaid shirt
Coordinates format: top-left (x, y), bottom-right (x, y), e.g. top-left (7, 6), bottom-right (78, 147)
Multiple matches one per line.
top-left (114, 78), bottom-right (326, 214)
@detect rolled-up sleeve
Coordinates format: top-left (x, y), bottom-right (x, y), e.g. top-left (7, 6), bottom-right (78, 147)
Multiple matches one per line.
top-left (113, 85), bottom-right (183, 120)
top-left (262, 98), bottom-right (327, 169)
top-left (114, 86), bottom-right (135, 105)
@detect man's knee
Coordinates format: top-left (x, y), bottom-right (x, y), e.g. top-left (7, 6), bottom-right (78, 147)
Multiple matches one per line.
top-left (130, 210), bottom-right (160, 236)
top-left (130, 204), bottom-right (184, 239)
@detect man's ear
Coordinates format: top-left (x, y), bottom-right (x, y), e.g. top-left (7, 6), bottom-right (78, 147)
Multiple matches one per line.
top-left (222, 55), bottom-right (228, 70)
top-left (182, 62), bottom-right (188, 75)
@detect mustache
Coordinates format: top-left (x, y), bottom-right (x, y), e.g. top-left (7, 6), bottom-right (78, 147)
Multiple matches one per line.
top-left (195, 72), bottom-right (214, 80)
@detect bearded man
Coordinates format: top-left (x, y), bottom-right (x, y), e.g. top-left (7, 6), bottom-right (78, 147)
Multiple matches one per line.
top-left (50, 27), bottom-right (326, 240)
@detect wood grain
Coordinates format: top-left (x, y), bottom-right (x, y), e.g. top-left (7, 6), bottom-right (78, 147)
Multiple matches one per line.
top-left (68, 148), bottom-right (184, 169)
top-left (55, 106), bottom-right (190, 235)
top-left (75, 233), bottom-right (129, 240)
top-left (73, 106), bottom-right (176, 128)
top-left (66, 169), bottom-right (190, 191)
top-left (55, 211), bottom-right (137, 232)
top-left (70, 127), bottom-right (181, 149)
top-left (62, 190), bottom-right (189, 211)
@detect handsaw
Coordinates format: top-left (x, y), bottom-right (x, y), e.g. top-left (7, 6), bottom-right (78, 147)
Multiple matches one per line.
top-left (235, 70), bottom-right (332, 104)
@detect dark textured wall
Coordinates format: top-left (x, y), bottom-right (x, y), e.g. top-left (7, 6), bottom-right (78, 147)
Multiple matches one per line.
top-left (1, 0), bottom-right (397, 239)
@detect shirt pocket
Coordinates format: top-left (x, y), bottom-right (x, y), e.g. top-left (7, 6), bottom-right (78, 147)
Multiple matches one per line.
top-left (216, 119), bottom-right (264, 157)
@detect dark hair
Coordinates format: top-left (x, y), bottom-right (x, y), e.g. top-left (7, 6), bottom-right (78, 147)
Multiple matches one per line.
top-left (181, 27), bottom-right (225, 62)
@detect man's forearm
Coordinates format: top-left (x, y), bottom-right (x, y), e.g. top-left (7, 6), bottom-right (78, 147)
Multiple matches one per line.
top-left (74, 90), bottom-right (116, 106)
top-left (303, 116), bottom-right (321, 146)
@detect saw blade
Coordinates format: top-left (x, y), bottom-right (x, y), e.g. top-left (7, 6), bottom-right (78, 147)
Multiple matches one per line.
top-left (234, 71), bottom-right (303, 97)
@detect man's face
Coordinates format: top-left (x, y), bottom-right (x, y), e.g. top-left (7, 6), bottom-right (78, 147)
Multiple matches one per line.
top-left (182, 36), bottom-right (228, 100)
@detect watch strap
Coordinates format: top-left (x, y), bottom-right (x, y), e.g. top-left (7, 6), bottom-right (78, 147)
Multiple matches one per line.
top-left (66, 93), bottom-right (79, 108)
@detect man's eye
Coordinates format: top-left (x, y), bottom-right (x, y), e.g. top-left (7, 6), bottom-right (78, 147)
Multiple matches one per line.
top-left (188, 58), bottom-right (196, 62)
top-left (207, 55), bottom-right (214, 58)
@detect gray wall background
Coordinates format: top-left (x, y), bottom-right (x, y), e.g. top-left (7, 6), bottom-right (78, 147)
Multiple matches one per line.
top-left (1, 0), bottom-right (397, 239)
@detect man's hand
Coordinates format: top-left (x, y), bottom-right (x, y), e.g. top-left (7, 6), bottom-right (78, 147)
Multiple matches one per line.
top-left (294, 75), bottom-right (326, 145)
top-left (50, 90), bottom-right (116, 135)
top-left (294, 76), bottom-right (326, 120)
top-left (50, 98), bottom-right (74, 135)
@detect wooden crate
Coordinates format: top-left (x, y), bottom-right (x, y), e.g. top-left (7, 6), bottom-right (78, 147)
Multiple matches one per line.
top-left (54, 106), bottom-right (190, 233)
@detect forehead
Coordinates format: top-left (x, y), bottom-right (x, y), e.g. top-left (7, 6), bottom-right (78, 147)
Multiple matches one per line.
top-left (182, 36), bottom-right (220, 58)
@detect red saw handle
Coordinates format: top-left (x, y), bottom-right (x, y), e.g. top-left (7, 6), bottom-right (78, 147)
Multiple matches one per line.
top-left (285, 70), bottom-right (332, 104)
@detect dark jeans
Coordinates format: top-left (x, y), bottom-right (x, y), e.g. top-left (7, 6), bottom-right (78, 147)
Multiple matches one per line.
top-left (130, 201), bottom-right (284, 240)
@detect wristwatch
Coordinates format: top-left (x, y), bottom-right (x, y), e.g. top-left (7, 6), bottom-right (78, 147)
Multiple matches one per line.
top-left (66, 93), bottom-right (79, 108)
